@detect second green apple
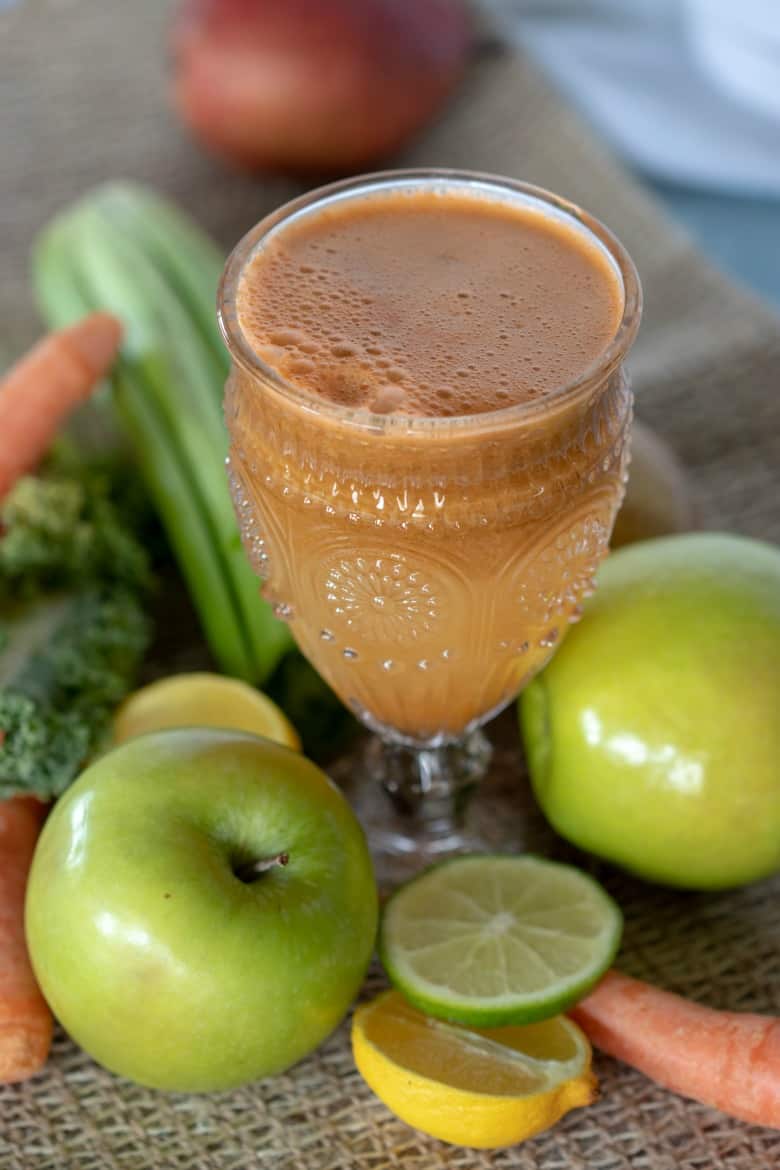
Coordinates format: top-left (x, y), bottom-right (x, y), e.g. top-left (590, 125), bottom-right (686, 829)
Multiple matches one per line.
top-left (520, 533), bottom-right (780, 890)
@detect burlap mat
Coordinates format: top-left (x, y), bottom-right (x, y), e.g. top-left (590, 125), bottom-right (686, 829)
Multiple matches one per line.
top-left (2, 3), bottom-right (779, 1167)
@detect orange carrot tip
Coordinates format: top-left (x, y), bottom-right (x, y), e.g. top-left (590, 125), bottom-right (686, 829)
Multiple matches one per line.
top-left (570, 968), bottom-right (780, 1130)
top-left (0, 313), bottom-right (123, 500)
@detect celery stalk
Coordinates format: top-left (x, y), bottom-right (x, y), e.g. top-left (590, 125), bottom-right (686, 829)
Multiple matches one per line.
top-left (35, 217), bottom-right (255, 678)
top-left (33, 185), bottom-right (292, 683)
top-left (73, 208), bottom-right (290, 680)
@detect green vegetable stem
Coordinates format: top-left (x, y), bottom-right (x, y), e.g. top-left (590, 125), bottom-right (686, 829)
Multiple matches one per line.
top-left (33, 182), bottom-right (292, 685)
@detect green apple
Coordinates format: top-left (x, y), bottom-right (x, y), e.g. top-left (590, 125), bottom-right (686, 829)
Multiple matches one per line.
top-left (520, 533), bottom-right (780, 890)
top-left (25, 728), bottom-right (378, 1091)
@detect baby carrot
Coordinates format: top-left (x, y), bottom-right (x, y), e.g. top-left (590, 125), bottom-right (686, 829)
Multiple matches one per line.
top-left (0, 795), bottom-right (52, 1082)
top-left (570, 968), bottom-right (780, 1129)
top-left (0, 313), bottom-right (122, 499)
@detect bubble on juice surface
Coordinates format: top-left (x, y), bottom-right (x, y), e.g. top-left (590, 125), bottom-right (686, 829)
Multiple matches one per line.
top-left (370, 385), bottom-right (407, 414)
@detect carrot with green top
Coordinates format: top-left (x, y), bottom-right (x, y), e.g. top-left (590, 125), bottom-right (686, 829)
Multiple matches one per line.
top-left (570, 968), bottom-right (780, 1129)
top-left (0, 795), bottom-right (52, 1082)
top-left (0, 313), bottom-right (122, 500)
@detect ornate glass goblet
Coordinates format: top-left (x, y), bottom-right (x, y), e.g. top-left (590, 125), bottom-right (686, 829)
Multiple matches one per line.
top-left (219, 170), bottom-right (641, 884)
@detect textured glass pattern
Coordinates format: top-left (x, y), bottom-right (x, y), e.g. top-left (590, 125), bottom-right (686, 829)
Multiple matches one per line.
top-left (225, 363), bottom-right (631, 741)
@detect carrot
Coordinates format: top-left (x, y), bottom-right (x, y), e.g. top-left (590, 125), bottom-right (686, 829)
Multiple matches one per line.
top-left (570, 968), bottom-right (780, 1129)
top-left (0, 313), bottom-right (123, 500)
top-left (0, 796), bottom-right (52, 1082)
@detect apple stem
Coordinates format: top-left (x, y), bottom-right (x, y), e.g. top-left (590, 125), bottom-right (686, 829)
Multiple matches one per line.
top-left (235, 852), bottom-right (290, 883)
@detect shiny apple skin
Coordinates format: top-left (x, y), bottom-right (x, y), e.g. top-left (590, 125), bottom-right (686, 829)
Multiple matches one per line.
top-left (26, 728), bottom-right (378, 1090)
top-left (521, 534), bottom-right (780, 890)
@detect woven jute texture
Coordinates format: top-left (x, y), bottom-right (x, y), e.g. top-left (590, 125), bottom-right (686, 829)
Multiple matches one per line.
top-left (2, 3), bottom-right (779, 1168)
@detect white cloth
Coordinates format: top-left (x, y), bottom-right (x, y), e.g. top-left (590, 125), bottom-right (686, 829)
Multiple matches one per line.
top-left (481, 0), bottom-right (780, 196)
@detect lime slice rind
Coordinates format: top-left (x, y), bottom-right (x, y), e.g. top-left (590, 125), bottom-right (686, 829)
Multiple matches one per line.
top-left (379, 854), bottom-right (622, 1027)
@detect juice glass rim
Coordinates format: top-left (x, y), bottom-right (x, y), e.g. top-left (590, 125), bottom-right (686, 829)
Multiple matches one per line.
top-left (217, 168), bottom-right (642, 435)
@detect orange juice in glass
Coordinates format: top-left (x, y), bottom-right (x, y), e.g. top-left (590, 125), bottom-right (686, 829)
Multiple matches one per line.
top-left (219, 171), bottom-right (641, 878)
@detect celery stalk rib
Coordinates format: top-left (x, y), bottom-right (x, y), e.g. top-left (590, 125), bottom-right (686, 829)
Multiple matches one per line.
top-left (83, 187), bottom-right (292, 675)
top-left (113, 365), bottom-right (256, 680)
top-left (72, 206), bottom-right (291, 681)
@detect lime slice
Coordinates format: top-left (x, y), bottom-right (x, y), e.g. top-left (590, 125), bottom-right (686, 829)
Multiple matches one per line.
top-left (379, 854), bottom-right (622, 1026)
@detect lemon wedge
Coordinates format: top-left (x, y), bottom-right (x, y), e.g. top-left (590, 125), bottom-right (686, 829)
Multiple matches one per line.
top-left (113, 672), bottom-right (301, 751)
top-left (352, 990), bottom-right (596, 1148)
